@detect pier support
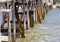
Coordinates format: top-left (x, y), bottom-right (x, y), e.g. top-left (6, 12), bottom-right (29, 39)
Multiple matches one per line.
top-left (15, 2), bottom-right (25, 38)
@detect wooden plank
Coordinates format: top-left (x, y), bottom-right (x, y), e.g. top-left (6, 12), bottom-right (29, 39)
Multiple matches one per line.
top-left (0, 9), bottom-right (11, 12)
top-left (1, 29), bottom-right (19, 33)
top-left (0, 32), bottom-right (8, 42)
top-left (0, 0), bottom-right (12, 2)
top-left (0, 36), bottom-right (8, 41)
top-left (1, 36), bottom-right (8, 41)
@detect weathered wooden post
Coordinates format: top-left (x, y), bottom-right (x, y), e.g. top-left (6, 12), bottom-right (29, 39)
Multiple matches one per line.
top-left (15, 2), bottom-right (25, 38)
top-left (34, 0), bottom-right (38, 23)
top-left (6, 0), bottom-right (12, 42)
top-left (12, 0), bottom-right (16, 42)
top-left (25, 0), bottom-right (30, 29)
top-left (44, 0), bottom-right (47, 14)
top-left (40, 0), bottom-right (45, 20)
top-left (27, 8), bottom-right (30, 29)
top-left (1, 12), bottom-right (5, 28)
top-left (34, 0), bottom-right (39, 23)
top-left (44, 0), bottom-right (48, 14)
top-left (33, 0), bottom-right (36, 24)
top-left (37, 0), bottom-right (42, 23)
top-left (22, 0), bottom-right (26, 30)
top-left (45, 0), bottom-right (48, 13)
top-left (29, 10), bottom-right (34, 27)
top-left (1, 2), bottom-right (8, 29)
top-left (35, 0), bottom-right (42, 23)
top-left (36, 0), bottom-right (40, 23)
top-left (0, 25), bottom-right (1, 42)
top-left (28, 0), bottom-right (34, 27)
top-left (40, 0), bottom-right (46, 21)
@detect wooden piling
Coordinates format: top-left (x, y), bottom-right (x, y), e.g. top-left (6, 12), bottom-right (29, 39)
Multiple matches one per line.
top-left (29, 10), bottom-right (34, 27)
top-left (12, 0), bottom-right (16, 42)
top-left (27, 10), bottom-right (30, 29)
top-left (34, 0), bottom-right (38, 23)
top-left (6, 1), bottom-right (12, 42)
top-left (37, 0), bottom-right (42, 23)
top-left (15, 2), bottom-right (25, 38)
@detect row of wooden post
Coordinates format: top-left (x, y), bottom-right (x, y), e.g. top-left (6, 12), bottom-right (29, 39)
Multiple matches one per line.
top-left (0, 0), bottom-right (50, 42)
top-left (14, 0), bottom-right (49, 40)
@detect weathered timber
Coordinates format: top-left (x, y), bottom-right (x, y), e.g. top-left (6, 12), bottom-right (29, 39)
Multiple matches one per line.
top-left (29, 10), bottom-right (34, 27)
top-left (15, 2), bottom-right (25, 38)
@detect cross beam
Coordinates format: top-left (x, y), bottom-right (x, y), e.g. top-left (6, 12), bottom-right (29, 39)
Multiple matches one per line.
top-left (0, 33), bottom-right (8, 42)
top-left (0, 0), bottom-right (12, 2)
top-left (0, 9), bottom-right (11, 12)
